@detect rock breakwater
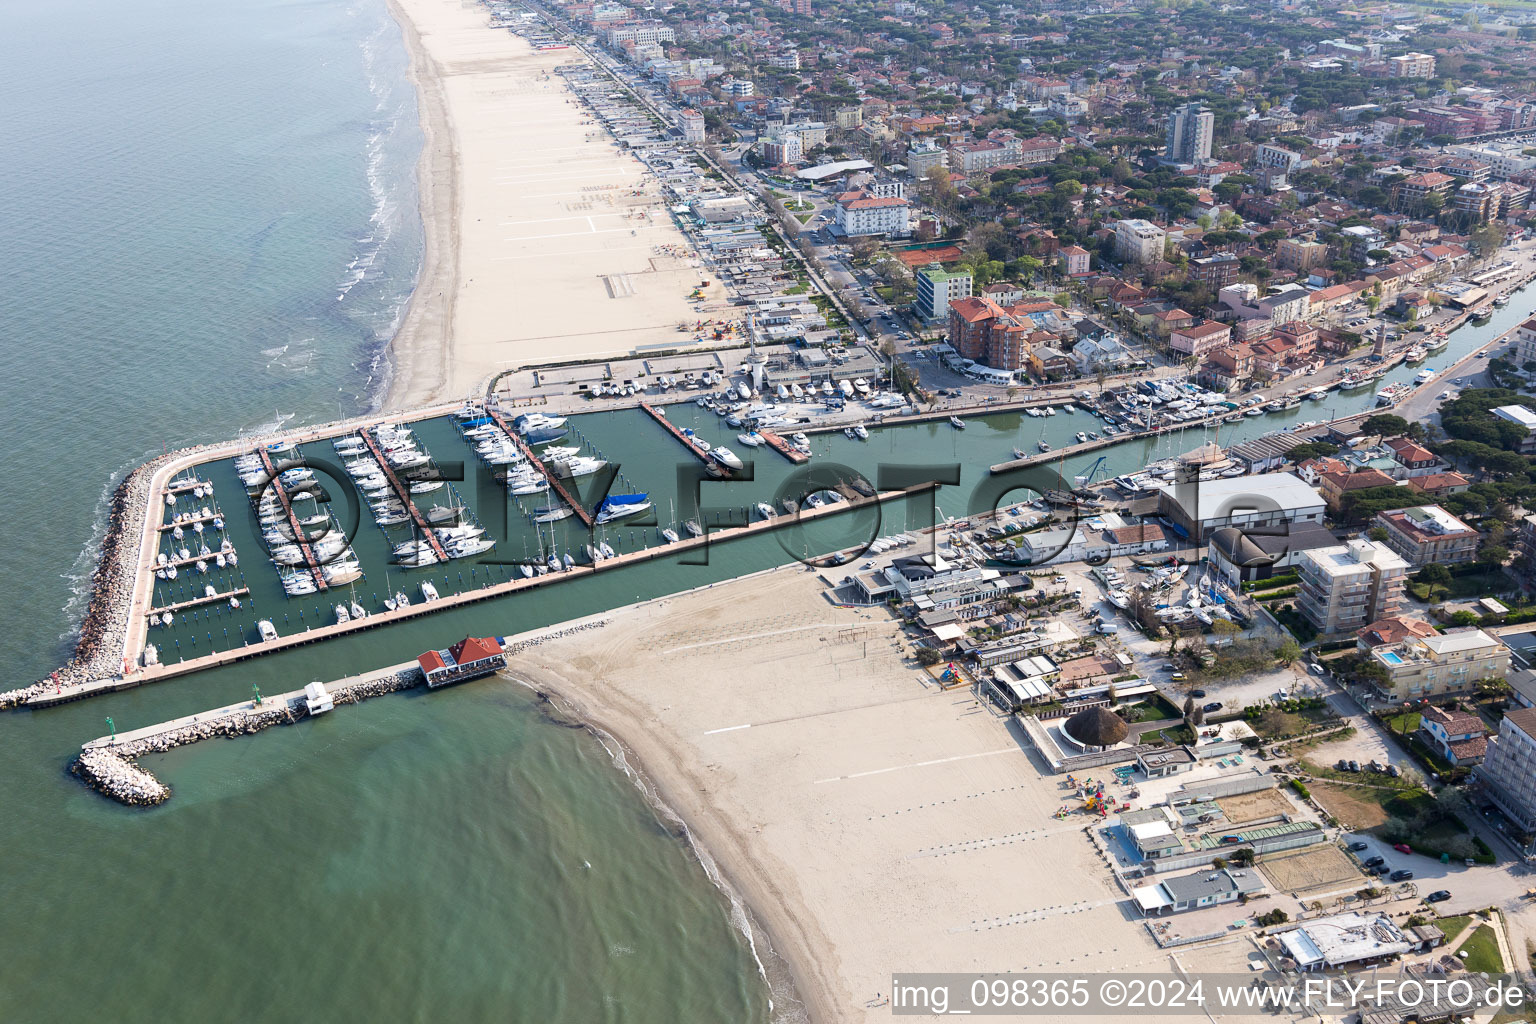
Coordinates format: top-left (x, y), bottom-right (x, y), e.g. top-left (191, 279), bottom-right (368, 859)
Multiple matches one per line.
top-left (71, 669), bottom-right (420, 806)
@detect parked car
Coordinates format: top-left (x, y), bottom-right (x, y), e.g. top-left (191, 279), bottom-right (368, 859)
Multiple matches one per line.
top-left (1349, 841), bottom-right (1369, 852)
top-left (1364, 855), bottom-right (1385, 868)
top-left (1390, 869), bottom-right (1414, 882)
top-left (1189, 687), bottom-right (1206, 697)
top-left (1426, 890), bottom-right (1452, 903)
top-left (1203, 702), bottom-right (1223, 713)
top-left (1348, 760), bottom-right (1360, 772)
top-left (1393, 843), bottom-right (1412, 855)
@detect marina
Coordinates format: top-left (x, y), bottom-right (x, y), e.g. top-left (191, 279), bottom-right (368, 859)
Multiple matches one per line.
top-left (639, 401), bottom-right (738, 475)
top-left (249, 445), bottom-right (329, 591)
top-left (485, 405), bottom-right (596, 528)
top-left (354, 426), bottom-right (451, 564)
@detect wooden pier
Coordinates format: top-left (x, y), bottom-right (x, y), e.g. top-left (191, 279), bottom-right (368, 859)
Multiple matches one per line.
top-left (355, 430), bottom-right (451, 562)
top-left (254, 448), bottom-right (329, 591)
top-left (166, 477), bottom-right (210, 495)
top-left (148, 587), bottom-right (250, 617)
top-left (756, 429), bottom-right (809, 464)
top-left (158, 509), bottom-right (222, 532)
top-left (484, 408), bottom-right (596, 528)
top-left (639, 402), bottom-right (734, 475)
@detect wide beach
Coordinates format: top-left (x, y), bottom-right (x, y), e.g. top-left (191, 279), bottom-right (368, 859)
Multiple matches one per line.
top-left (383, 0), bottom-right (722, 410)
top-left (514, 568), bottom-right (1266, 1021)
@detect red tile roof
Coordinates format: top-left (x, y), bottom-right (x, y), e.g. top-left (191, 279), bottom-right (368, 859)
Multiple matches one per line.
top-left (450, 636), bottom-right (504, 665)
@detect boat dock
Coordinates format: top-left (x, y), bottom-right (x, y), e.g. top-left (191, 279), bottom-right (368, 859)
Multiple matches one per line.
top-left (148, 587), bottom-right (251, 618)
top-left (756, 429), bottom-right (809, 464)
top-left (355, 430), bottom-right (450, 562)
top-left (639, 402), bottom-right (734, 475)
top-left (254, 447), bottom-right (329, 591)
top-left (22, 486), bottom-right (906, 708)
top-left (485, 408), bottom-right (596, 528)
top-left (157, 510), bottom-right (221, 532)
top-left (166, 477), bottom-right (209, 496)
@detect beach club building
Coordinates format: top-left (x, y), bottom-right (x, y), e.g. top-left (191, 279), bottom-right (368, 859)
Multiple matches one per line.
top-left (418, 636), bottom-right (508, 689)
top-left (1133, 867), bottom-right (1264, 916)
top-left (1278, 913), bottom-right (1412, 972)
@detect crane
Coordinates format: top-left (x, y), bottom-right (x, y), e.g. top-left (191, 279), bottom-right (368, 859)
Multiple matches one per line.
top-left (1074, 455), bottom-right (1109, 489)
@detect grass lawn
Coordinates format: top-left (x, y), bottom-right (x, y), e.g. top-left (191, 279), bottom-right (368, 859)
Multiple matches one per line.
top-left (1434, 914), bottom-right (1474, 942)
top-left (793, 213), bottom-right (812, 224)
top-left (1459, 925), bottom-right (1505, 974)
top-left (1382, 711), bottom-right (1421, 733)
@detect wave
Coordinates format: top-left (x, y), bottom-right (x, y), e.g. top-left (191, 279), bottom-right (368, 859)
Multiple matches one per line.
top-left (513, 675), bottom-right (807, 1024)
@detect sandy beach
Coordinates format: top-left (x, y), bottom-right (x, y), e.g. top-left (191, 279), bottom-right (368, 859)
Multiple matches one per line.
top-left (382, 0), bottom-right (721, 411)
top-left (514, 569), bottom-right (1266, 1022)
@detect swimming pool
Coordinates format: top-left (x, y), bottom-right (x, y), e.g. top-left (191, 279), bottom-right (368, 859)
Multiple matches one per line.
top-left (1380, 651), bottom-right (1405, 665)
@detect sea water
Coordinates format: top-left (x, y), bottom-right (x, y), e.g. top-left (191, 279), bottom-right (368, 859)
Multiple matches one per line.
top-left (0, 0), bottom-right (773, 1019)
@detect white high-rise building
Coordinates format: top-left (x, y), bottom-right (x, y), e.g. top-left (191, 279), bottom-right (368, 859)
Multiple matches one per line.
top-left (1165, 102), bottom-right (1214, 164)
top-left (1114, 219), bottom-right (1166, 264)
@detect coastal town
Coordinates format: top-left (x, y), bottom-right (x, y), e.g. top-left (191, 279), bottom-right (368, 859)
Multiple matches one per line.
top-left (16, 0), bottom-right (1536, 1019)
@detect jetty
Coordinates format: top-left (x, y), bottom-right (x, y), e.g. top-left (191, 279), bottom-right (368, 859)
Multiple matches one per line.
top-left (639, 402), bottom-right (734, 475)
top-left (355, 429), bottom-right (450, 562)
top-left (757, 429), bottom-right (810, 464)
top-left (254, 447), bottom-right (328, 590)
top-left (19, 485), bottom-right (910, 708)
top-left (148, 586), bottom-right (251, 618)
top-left (485, 407), bottom-right (595, 528)
top-left (165, 476), bottom-right (209, 496)
top-left (157, 509), bottom-right (221, 532)
top-left (70, 617), bottom-right (611, 806)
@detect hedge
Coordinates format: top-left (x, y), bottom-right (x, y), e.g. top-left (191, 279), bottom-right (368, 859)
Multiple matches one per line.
top-left (1289, 779), bottom-right (1311, 799)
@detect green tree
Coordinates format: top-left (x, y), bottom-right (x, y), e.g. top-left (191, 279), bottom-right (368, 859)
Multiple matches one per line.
top-left (1275, 639), bottom-right (1301, 666)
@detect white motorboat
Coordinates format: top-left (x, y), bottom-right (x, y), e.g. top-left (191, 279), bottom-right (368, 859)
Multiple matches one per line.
top-left (533, 505), bottom-right (574, 523)
top-left (710, 446), bottom-right (743, 470)
top-left (950, 415), bottom-right (965, 429)
top-left (420, 581), bottom-right (440, 602)
top-left (755, 502), bottom-right (776, 520)
top-left (853, 425), bottom-right (868, 440)
top-left (257, 620), bottom-right (279, 642)
top-left (737, 432), bottom-right (764, 447)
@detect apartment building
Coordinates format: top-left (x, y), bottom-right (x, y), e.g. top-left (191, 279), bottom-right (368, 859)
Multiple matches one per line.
top-left (1395, 171), bottom-right (1456, 210)
top-left (1254, 144), bottom-right (1303, 172)
top-left (1297, 538), bottom-right (1408, 634)
top-left (1516, 317), bottom-right (1536, 368)
top-left (1059, 244), bottom-right (1091, 277)
top-left (1493, 405), bottom-right (1536, 454)
top-left (1169, 319), bottom-right (1233, 359)
top-left (1115, 218), bottom-right (1166, 264)
top-left (1477, 707), bottom-right (1536, 833)
top-left (1373, 505), bottom-right (1479, 565)
top-left (1368, 628), bottom-right (1508, 700)
top-left (916, 262), bottom-right (973, 321)
top-left (946, 296), bottom-right (1031, 371)
top-left (905, 143), bottom-right (948, 178)
top-left (1388, 52), bottom-right (1436, 78)
top-left (1189, 253), bottom-right (1240, 289)
top-left (1165, 102), bottom-right (1214, 164)
top-left (1277, 238), bottom-right (1330, 271)
top-left (677, 108), bottom-right (705, 144)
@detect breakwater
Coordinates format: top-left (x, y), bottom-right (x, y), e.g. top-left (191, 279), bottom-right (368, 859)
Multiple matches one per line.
top-left (69, 616), bottom-right (612, 806)
top-left (71, 668), bottom-right (420, 806)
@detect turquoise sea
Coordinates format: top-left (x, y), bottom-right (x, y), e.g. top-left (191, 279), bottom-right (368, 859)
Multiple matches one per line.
top-left (1, 0), bottom-right (1527, 1019)
top-left (0, 0), bottom-right (773, 1020)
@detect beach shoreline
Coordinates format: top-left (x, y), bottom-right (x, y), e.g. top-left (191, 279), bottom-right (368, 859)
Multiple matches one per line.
top-left (510, 654), bottom-right (829, 1024)
top-left (376, 0), bottom-right (722, 413)
top-left (381, 0), bottom-right (456, 413)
